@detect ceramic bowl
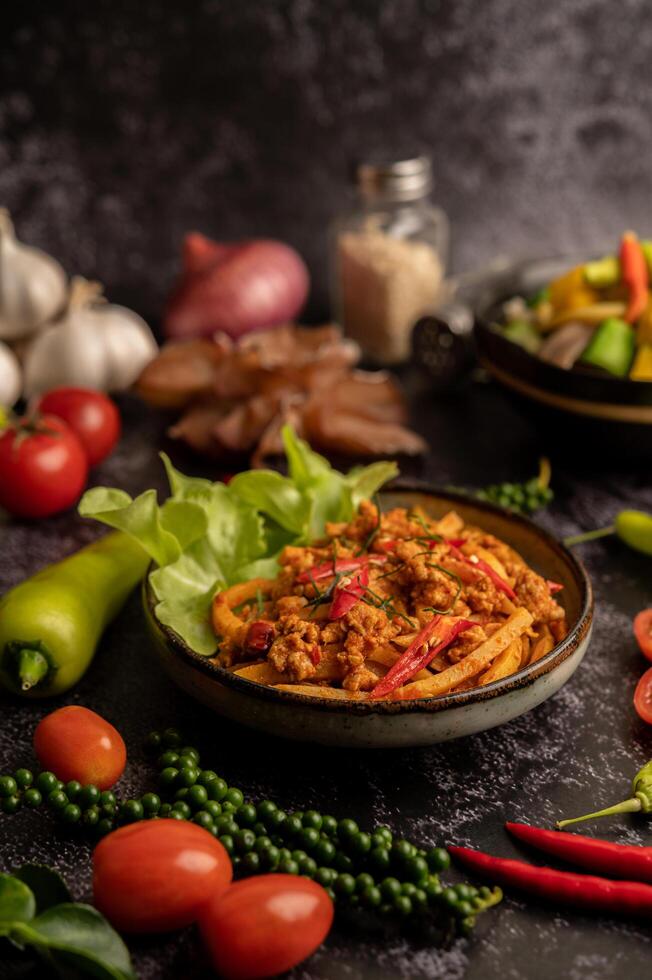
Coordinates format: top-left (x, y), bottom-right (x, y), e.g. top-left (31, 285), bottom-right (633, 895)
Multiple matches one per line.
top-left (143, 486), bottom-right (593, 748)
top-left (472, 255), bottom-right (652, 460)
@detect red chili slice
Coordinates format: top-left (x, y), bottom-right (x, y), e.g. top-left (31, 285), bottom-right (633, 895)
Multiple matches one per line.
top-left (447, 544), bottom-right (517, 601)
top-left (370, 616), bottom-right (475, 699)
top-left (329, 566), bottom-right (370, 620)
top-left (245, 621), bottom-right (275, 656)
top-left (547, 580), bottom-right (564, 595)
top-left (296, 555), bottom-right (387, 584)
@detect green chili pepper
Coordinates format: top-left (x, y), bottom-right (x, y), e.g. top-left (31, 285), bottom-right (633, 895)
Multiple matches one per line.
top-left (564, 509), bottom-right (652, 556)
top-left (557, 760), bottom-right (652, 829)
top-left (502, 320), bottom-right (542, 355)
top-left (0, 532), bottom-right (148, 697)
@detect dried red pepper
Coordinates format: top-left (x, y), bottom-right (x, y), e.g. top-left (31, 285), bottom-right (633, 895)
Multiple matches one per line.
top-left (244, 621), bottom-right (275, 656)
top-left (506, 822), bottom-right (652, 884)
top-left (620, 231), bottom-right (649, 323)
top-left (370, 616), bottom-right (474, 699)
top-left (449, 845), bottom-right (652, 918)
top-left (547, 580), bottom-right (564, 595)
top-left (329, 566), bottom-right (370, 620)
top-left (447, 544), bottom-right (517, 601)
top-left (296, 555), bottom-right (387, 584)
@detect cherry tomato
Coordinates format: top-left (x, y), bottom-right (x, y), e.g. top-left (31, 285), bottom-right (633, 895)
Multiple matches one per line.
top-left (93, 820), bottom-right (232, 933)
top-left (634, 667), bottom-right (652, 725)
top-left (634, 610), bottom-right (652, 663)
top-left (0, 415), bottom-right (88, 518)
top-left (38, 388), bottom-right (121, 466)
top-left (34, 706), bottom-right (126, 789)
top-left (200, 874), bottom-right (333, 979)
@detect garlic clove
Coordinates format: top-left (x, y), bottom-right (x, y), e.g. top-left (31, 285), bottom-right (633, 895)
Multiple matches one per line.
top-left (100, 306), bottom-right (158, 390)
top-left (22, 276), bottom-right (158, 396)
top-left (0, 210), bottom-right (68, 341)
top-left (0, 339), bottom-right (21, 407)
top-left (23, 314), bottom-right (108, 397)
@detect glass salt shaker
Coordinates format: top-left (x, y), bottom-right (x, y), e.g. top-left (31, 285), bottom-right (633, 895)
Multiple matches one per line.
top-left (330, 156), bottom-right (449, 365)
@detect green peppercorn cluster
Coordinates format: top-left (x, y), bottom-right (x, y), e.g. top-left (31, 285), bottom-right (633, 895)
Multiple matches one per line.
top-left (475, 479), bottom-right (553, 516)
top-left (0, 728), bottom-right (501, 936)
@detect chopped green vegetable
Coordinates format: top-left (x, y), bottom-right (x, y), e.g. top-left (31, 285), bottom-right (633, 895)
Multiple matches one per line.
top-left (526, 286), bottom-right (550, 308)
top-left (502, 319), bottom-right (542, 355)
top-left (579, 317), bottom-right (635, 377)
top-left (583, 255), bottom-right (620, 288)
top-left (80, 426), bottom-right (398, 655)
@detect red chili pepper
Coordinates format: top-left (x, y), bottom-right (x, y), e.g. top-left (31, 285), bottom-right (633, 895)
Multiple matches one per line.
top-left (448, 545), bottom-right (517, 601)
top-left (296, 555), bottom-right (387, 584)
top-left (329, 566), bottom-right (370, 620)
top-left (620, 231), bottom-right (649, 323)
top-left (506, 822), bottom-right (652, 884)
top-left (547, 580), bottom-right (564, 595)
top-left (309, 645), bottom-right (321, 666)
top-left (449, 845), bottom-right (652, 918)
top-left (370, 616), bottom-right (474, 699)
top-left (244, 621), bottom-right (275, 656)
top-left (445, 538), bottom-right (467, 548)
top-left (376, 539), bottom-right (399, 553)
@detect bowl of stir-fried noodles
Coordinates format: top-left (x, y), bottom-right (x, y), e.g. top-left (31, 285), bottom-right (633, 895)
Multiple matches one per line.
top-left (144, 486), bottom-right (593, 747)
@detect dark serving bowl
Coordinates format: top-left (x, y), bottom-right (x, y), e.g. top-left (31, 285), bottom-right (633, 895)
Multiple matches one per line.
top-left (143, 485), bottom-right (593, 748)
top-left (471, 255), bottom-right (652, 459)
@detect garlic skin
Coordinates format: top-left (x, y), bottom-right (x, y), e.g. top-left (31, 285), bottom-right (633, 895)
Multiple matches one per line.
top-left (0, 340), bottom-right (21, 407)
top-left (23, 278), bottom-right (158, 397)
top-left (0, 209), bottom-right (68, 341)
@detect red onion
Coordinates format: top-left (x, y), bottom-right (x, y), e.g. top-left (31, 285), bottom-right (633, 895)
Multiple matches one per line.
top-left (164, 234), bottom-right (310, 340)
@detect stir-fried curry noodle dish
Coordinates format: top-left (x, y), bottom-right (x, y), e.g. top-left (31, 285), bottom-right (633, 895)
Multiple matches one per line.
top-left (212, 502), bottom-right (568, 701)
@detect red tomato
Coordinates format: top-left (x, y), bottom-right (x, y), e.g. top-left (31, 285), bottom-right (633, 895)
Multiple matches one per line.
top-left (93, 820), bottom-right (232, 933)
top-left (34, 706), bottom-right (126, 789)
top-left (0, 415), bottom-right (88, 518)
top-left (200, 874), bottom-right (333, 980)
top-left (634, 610), bottom-right (652, 663)
top-left (634, 667), bottom-right (652, 725)
top-left (38, 388), bottom-right (121, 466)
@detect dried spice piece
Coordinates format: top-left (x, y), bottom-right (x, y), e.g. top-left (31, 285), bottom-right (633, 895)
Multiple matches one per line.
top-left (136, 324), bottom-right (426, 465)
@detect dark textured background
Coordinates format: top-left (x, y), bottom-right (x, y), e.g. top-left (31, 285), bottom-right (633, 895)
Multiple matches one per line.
top-left (3, 3), bottom-right (652, 979)
top-left (3, 0), bottom-right (652, 321)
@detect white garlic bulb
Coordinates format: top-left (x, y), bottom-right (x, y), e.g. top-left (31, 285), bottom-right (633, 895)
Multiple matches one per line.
top-left (23, 277), bottom-right (158, 397)
top-left (0, 209), bottom-right (68, 341)
top-left (0, 340), bottom-right (21, 407)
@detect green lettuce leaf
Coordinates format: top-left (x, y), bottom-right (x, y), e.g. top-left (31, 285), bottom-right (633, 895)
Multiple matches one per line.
top-left (78, 487), bottom-right (205, 567)
top-left (79, 428), bottom-right (399, 655)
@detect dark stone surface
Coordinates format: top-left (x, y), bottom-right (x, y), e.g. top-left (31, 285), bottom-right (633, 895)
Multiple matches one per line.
top-left (3, 1), bottom-right (652, 322)
top-left (1, 383), bottom-right (652, 979)
top-left (2, 3), bottom-right (652, 976)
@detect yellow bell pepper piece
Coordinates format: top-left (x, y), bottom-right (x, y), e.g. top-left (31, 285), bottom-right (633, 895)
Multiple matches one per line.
top-left (546, 301), bottom-right (626, 331)
top-left (637, 297), bottom-right (652, 346)
top-left (548, 266), bottom-right (598, 314)
top-left (631, 344), bottom-right (652, 381)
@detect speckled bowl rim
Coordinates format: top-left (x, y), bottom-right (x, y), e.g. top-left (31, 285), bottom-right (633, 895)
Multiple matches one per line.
top-left (144, 484), bottom-right (593, 716)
